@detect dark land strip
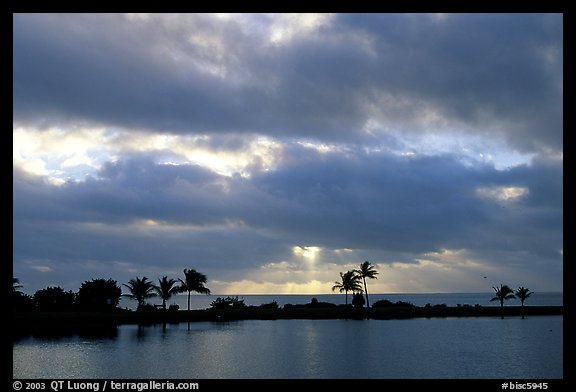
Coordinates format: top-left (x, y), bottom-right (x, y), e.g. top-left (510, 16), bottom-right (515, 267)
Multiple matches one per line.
top-left (13, 305), bottom-right (563, 336)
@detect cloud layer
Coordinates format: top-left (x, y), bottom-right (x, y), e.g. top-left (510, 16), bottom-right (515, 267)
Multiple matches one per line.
top-left (13, 13), bottom-right (563, 295)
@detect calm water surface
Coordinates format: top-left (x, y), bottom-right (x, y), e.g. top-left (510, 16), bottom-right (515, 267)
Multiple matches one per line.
top-left (13, 316), bottom-right (562, 379)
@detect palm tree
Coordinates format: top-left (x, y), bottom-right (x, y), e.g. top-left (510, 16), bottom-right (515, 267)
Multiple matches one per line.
top-left (332, 270), bottom-right (363, 305)
top-left (515, 286), bottom-right (532, 319)
top-left (355, 261), bottom-right (378, 308)
top-left (490, 284), bottom-right (516, 318)
top-left (178, 268), bottom-right (211, 311)
top-left (123, 277), bottom-right (157, 310)
top-left (13, 278), bottom-right (23, 294)
top-left (154, 276), bottom-right (180, 310)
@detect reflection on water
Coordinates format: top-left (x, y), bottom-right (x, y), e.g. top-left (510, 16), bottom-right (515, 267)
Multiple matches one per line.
top-left (13, 325), bottom-right (119, 342)
top-left (13, 316), bottom-right (563, 379)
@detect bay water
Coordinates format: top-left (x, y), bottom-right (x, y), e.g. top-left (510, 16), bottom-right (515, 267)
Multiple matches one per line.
top-left (13, 293), bottom-right (563, 379)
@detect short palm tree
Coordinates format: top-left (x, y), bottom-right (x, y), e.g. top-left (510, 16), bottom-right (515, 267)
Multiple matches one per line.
top-left (515, 286), bottom-right (532, 307)
top-left (332, 270), bottom-right (363, 305)
top-left (490, 284), bottom-right (516, 318)
top-left (154, 276), bottom-right (180, 310)
top-left (355, 261), bottom-right (378, 308)
top-left (178, 268), bottom-right (211, 311)
top-left (13, 278), bottom-right (23, 294)
top-left (515, 286), bottom-right (532, 319)
top-left (123, 277), bottom-right (157, 310)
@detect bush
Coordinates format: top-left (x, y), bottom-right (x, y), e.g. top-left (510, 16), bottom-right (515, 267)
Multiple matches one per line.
top-left (33, 286), bottom-right (75, 311)
top-left (284, 298), bottom-right (337, 309)
top-left (372, 299), bottom-right (416, 308)
top-left (138, 303), bottom-right (157, 311)
top-left (168, 304), bottom-right (180, 311)
top-left (210, 296), bottom-right (247, 309)
top-left (12, 292), bottom-right (35, 312)
top-left (372, 299), bottom-right (394, 308)
top-left (76, 278), bottom-right (122, 311)
top-left (352, 293), bottom-right (365, 309)
top-left (258, 300), bottom-right (279, 309)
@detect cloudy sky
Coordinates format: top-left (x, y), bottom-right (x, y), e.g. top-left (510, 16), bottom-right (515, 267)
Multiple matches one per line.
top-left (13, 13), bottom-right (563, 295)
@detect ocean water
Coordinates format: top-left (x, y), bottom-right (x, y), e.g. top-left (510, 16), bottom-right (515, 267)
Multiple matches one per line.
top-left (119, 291), bottom-right (563, 311)
top-left (13, 316), bottom-right (563, 379)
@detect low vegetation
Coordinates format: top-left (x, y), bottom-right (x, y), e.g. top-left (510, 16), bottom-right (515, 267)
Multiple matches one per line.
top-left (13, 271), bottom-right (551, 330)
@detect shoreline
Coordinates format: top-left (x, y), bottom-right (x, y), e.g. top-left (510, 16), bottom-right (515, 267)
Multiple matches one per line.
top-left (13, 305), bottom-right (563, 334)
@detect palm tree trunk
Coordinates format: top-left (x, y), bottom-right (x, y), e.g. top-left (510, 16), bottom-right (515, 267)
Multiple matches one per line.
top-left (187, 291), bottom-right (191, 311)
top-left (163, 299), bottom-right (166, 310)
top-left (345, 290), bottom-right (348, 305)
top-left (363, 277), bottom-right (369, 308)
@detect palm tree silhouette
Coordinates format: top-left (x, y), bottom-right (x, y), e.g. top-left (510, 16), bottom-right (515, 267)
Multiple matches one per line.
top-left (490, 284), bottom-right (516, 318)
top-left (123, 277), bottom-right (157, 310)
top-left (154, 276), bottom-right (180, 310)
top-left (13, 277), bottom-right (23, 294)
top-left (515, 286), bottom-right (532, 319)
top-left (178, 268), bottom-right (211, 311)
top-left (355, 261), bottom-right (378, 308)
top-left (332, 270), bottom-right (363, 305)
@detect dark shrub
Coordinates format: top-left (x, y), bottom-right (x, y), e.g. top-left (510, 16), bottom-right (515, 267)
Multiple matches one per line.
top-left (393, 300), bottom-right (416, 307)
top-left (284, 299), bottom-right (337, 309)
top-left (12, 292), bottom-right (36, 312)
top-left (372, 299), bottom-right (416, 308)
top-left (210, 296), bottom-right (246, 309)
top-left (138, 303), bottom-right (157, 311)
top-left (76, 279), bottom-right (122, 311)
top-left (352, 293), bottom-right (366, 308)
top-left (372, 299), bottom-right (394, 308)
top-left (307, 298), bottom-right (337, 308)
top-left (33, 286), bottom-right (75, 311)
top-left (259, 301), bottom-right (279, 309)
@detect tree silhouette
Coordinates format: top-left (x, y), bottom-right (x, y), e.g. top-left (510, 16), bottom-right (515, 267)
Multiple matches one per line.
top-left (12, 277), bottom-right (35, 311)
top-left (515, 286), bottom-right (532, 319)
top-left (154, 276), bottom-right (180, 310)
top-left (178, 269), bottom-right (211, 311)
top-left (33, 286), bottom-right (75, 311)
top-left (123, 277), bottom-right (157, 310)
top-left (355, 261), bottom-right (378, 308)
top-left (76, 278), bottom-right (122, 311)
top-left (13, 278), bottom-right (23, 294)
top-left (332, 270), bottom-right (363, 305)
top-left (490, 284), bottom-right (516, 318)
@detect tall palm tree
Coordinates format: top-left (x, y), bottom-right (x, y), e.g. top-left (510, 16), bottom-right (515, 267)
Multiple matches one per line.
top-left (178, 268), bottom-right (211, 311)
top-left (332, 270), bottom-right (363, 305)
top-left (355, 261), bottom-right (378, 308)
top-left (515, 286), bottom-right (532, 319)
top-left (490, 284), bottom-right (516, 318)
top-left (123, 277), bottom-right (157, 310)
top-left (154, 276), bottom-right (180, 310)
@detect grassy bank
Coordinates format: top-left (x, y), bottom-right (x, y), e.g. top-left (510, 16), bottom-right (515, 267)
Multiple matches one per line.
top-left (13, 305), bottom-right (563, 334)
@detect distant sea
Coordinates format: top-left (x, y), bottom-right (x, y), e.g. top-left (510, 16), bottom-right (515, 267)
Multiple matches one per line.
top-left (120, 291), bottom-right (563, 311)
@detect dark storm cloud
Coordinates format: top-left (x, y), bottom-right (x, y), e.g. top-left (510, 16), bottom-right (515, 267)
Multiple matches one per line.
top-left (13, 145), bottom-right (562, 290)
top-left (13, 13), bottom-right (562, 152)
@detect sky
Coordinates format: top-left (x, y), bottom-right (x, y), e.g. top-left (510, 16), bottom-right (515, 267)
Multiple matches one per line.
top-left (12, 13), bottom-right (563, 295)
